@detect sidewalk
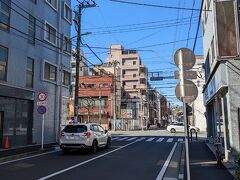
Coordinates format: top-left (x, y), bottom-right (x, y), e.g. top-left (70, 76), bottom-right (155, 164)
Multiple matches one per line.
top-left (189, 141), bottom-right (234, 180)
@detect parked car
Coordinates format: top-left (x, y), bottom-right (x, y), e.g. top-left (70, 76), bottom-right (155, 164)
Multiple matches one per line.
top-left (167, 122), bottom-right (200, 133)
top-left (59, 123), bottom-right (111, 154)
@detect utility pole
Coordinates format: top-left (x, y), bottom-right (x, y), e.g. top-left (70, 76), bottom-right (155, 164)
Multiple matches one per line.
top-left (113, 61), bottom-right (117, 131)
top-left (99, 90), bottom-right (102, 124)
top-left (73, 0), bottom-right (96, 123)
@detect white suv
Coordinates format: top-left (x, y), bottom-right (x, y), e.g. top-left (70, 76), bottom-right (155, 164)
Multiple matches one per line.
top-left (59, 123), bottom-right (111, 154)
top-left (167, 122), bottom-right (200, 133)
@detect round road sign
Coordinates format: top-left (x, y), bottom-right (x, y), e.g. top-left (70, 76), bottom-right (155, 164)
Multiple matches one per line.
top-left (175, 80), bottom-right (198, 103)
top-left (174, 48), bottom-right (196, 70)
top-left (38, 92), bottom-right (47, 101)
top-left (37, 106), bottom-right (47, 115)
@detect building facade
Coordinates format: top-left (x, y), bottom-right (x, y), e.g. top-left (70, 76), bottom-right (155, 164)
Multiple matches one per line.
top-left (78, 75), bottom-right (114, 130)
top-left (0, 0), bottom-right (71, 149)
top-left (191, 56), bottom-right (206, 132)
top-left (202, 0), bottom-right (240, 160)
top-left (148, 88), bottom-right (161, 125)
top-left (106, 45), bottom-right (148, 129)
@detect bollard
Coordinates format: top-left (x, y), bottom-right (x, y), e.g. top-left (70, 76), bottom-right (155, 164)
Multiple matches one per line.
top-left (196, 132), bottom-right (198, 141)
top-left (190, 131), bottom-right (193, 141)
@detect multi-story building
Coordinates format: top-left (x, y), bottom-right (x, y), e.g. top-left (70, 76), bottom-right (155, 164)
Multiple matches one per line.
top-left (160, 95), bottom-right (169, 127)
top-left (78, 74), bottom-right (114, 130)
top-left (190, 56), bottom-right (206, 132)
top-left (68, 51), bottom-right (88, 124)
top-left (106, 45), bottom-right (148, 129)
top-left (148, 88), bottom-right (161, 125)
top-left (202, 0), bottom-right (240, 161)
top-left (0, 0), bottom-right (71, 149)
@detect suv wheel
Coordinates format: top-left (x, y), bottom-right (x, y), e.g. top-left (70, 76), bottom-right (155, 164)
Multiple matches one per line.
top-left (106, 138), bottom-right (111, 149)
top-left (91, 140), bottom-right (98, 154)
top-left (170, 128), bottom-right (176, 133)
top-left (62, 148), bottom-right (70, 154)
top-left (190, 129), bottom-right (196, 133)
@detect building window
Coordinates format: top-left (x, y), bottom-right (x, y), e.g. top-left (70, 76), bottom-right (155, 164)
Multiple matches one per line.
top-left (63, 36), bottom-right (71, 53)
top-left (0, 45), bottom-right (8, 81)
top-left (133, 61), bottom-right (136, 65)
top-left (44, 62), bottom-right (57, 82)
top-left (44, 22), bottom-right (57, 45)
top-left (99, 84), bottom-right (109, 88)
top-left (26, 57), bottom-right (34, 88)
top-left (28, 15), bottom-right (36, 45)
top-left (0, 0), bottom-right (11, 31)
top-left (133, 74), bottom-right (136, 77)
top-left (45, 0), bottom-right (57, 11)
top-left (133, 85), bottom-right (136, 89)
top-left (63, 2), bottom-right (72, 23)
top-left (62, 70), bottom-right (70, 86)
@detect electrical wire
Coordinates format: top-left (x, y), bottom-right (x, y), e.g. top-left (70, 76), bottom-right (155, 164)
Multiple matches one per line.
top-left (109, 0), bottom-right (211, 12)
top-left (186, 0), bottom-right (196, 47)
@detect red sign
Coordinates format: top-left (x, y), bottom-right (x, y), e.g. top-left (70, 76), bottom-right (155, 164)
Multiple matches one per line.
top-left (37, 92), bottom-right (47, 101)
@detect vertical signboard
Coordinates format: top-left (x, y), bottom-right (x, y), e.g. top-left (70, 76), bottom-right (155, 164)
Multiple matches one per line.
top-left (215, 0), bottom-right (239, 58)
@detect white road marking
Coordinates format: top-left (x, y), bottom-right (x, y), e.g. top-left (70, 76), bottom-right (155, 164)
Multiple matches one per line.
top-left (178, 174), bottom-right (184, 179)
top-left (126, 137), bottom-right (137, 141)
top-left (177, 138), bottom-right (183, 142)
top-left (156, 142), bottom-right (178, 180)
top-left (117, 137), bottom-right (129, 141)
top-left (0, 149), bottom-right (60, 166)
top-left (38, 141), bottom-right (137, 180)
top-left (156, 138), bottom-right (164, 142)
top-left (146, 137), bottom-right (155, 142)
top-left (135, 137), bottom-right (146, 142)
top-left (111, 137), bottom-right (120, 140)
top-left (166, 138), bottom-right (173, 142)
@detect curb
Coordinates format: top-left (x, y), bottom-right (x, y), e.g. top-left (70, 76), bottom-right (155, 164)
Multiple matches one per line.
top-left (178, 142), bottom-right (185, 179)
top-left (0, 143), bottom-right (58, 162)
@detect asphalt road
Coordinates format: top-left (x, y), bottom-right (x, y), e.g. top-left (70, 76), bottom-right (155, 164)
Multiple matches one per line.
top-left (0, 135), bottom-right (183, 180)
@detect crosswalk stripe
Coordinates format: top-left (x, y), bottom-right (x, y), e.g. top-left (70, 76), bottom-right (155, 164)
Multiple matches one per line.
top-left (112, 137), bottom-right (120, 140)
top-left (117, 137), bottom-right (129, 141)
top-left (156, 138), bottom-right (164, 142)
top-left (136, 137), bottom-right (146, 142)
top-left (166, 138), bottom-right (173, 142)
top-left (126, 137), bottom-right (137, 141)
top-left (146, 137), bottom-right (155, 142)
top-left (178, 138), bottom-right (184, 142)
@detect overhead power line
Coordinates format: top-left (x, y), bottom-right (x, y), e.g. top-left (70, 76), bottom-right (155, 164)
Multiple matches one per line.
top-left (186, 0), bottom-right (196, 47)
top-left (193, 0), bottom-right (204, 52)
top-left (82, 16), bottom-right (199, 30)
top-left (109, 0), bottom-right (211, 11)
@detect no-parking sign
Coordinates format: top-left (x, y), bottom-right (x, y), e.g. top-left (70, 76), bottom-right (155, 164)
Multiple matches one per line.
top-left (37, 106), bottom-right (47, 115)
top-left (37, 92), bottom-right (47, 115)
top-left (37, 92), bottom-right (47, 101)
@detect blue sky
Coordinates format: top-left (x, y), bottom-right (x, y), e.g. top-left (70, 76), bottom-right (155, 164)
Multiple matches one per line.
top-left (71, 0), bottom-right (203, 105)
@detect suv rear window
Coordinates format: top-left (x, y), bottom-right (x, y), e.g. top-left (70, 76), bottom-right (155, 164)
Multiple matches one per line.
top-left (63, 125), bottom-right (87, 133)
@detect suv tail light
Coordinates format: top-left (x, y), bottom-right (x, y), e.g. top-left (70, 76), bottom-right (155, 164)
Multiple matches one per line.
top-left (60, 131), bottom-right (65, 137)
top-left (84, 132), bottom-right (91, 137)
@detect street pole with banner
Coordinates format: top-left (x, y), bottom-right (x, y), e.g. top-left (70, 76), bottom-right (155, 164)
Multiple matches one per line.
top-left (174, 48), bottom-right (198, 180)
top-left (37, 92), bottom-right (47, 151)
